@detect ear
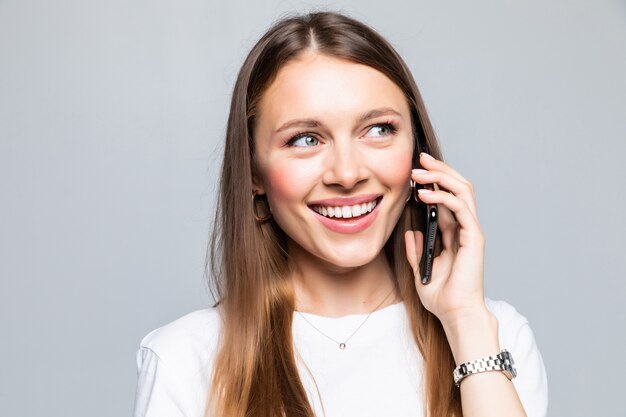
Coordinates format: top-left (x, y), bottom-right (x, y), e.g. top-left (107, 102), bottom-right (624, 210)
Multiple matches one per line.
top-left (251, 171), bottom-right (266, 195)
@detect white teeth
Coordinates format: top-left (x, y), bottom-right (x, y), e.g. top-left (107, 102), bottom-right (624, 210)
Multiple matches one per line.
top-left (311, 198), bottom-right (379, 219)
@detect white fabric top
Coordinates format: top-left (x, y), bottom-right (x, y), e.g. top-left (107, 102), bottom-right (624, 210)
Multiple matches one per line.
top-left (132, 297), bottom-right (548, 417)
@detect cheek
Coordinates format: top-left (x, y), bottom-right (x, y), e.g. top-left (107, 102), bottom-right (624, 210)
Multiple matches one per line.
top-left (375, 147), bottom-right (413, 187)
top-left (264, 164), bottom-right (308, 205)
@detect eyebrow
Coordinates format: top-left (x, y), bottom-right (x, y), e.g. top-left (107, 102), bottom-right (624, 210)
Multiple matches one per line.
top-left (275, 106), bottom-right (402, 133)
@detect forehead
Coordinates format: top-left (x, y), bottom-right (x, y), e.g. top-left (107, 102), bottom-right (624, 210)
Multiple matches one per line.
top-left (255, 53), bottom-right (409, 131)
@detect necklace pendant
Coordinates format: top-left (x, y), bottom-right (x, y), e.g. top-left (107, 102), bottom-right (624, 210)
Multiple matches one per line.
top-left (339, 343), bottom-right (346, 350)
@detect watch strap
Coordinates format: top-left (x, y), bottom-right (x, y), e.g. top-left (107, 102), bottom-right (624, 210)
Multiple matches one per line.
top-left (453, 349), bottom-right (516, 388)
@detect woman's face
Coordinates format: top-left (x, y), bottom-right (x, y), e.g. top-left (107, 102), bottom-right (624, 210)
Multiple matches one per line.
top-left (252, 52), bottom-right (414, 268)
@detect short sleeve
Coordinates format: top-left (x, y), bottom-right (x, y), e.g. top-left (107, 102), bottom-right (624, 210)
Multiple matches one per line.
top-left (133, 346), bottom-right (189, 417)
top-left (488, 299), bottom-right (549, 417)
top-left (132, 308), bottom-right (221, 417)
top-left (508, 320), bottom-right (549, 417)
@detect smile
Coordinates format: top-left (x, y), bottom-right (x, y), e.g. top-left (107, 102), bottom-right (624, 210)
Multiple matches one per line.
top-left (309, 196), bottom-right (381, 219)
top-left (307, 196), bottom-right (383, 234)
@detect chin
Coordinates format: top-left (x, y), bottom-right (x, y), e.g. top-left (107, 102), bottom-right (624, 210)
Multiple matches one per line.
top-left (319, 245), bottom-right (382, 269)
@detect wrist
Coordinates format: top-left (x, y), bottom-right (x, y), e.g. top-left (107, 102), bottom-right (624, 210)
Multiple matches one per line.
top-left (441, 307), bottom-right (500, 365)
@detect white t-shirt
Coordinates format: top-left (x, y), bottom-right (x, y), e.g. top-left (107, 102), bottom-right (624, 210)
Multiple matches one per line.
top-left (132, 297), bottom-right (548, 417)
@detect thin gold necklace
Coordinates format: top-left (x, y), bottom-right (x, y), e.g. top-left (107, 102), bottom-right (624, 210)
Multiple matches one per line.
top-left (296, 287), bottom-right (396, 350)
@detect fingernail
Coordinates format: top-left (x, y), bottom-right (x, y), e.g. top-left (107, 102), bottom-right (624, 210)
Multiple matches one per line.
top-left (417, 188), bottom-right (432, 194)
top-left (412, 168), bottom-right (428, 175)
top-left (420, 152), bottom-right (434, 160)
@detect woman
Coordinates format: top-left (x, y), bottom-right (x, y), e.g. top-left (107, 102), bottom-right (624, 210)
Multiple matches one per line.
top-left (133, 10), bottom-right (548, 417)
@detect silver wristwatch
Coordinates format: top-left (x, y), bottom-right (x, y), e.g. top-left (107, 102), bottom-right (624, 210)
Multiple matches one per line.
top-left (453, 349), bottom-right (517, 388)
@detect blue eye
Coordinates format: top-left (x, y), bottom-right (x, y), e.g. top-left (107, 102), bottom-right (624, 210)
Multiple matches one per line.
top-left (285, 134), bottom-right (320, 147)
top-left (367, 123), bottom-right (397, 137)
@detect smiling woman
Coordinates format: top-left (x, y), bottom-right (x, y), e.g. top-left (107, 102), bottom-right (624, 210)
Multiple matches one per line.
top-left (133, 10), bottom-right (548, 417)
top-left (252, 53), bottom-right (414, 266)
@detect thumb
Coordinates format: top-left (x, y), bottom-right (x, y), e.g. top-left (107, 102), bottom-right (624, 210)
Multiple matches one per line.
top-left (404, 230), bottom-right (423, 277)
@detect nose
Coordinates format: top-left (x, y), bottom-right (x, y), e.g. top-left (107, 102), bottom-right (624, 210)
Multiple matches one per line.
top-left (322, 139), bottom-right (367, 189)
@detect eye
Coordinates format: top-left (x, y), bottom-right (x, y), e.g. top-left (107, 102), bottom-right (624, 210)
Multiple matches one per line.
top-left (366, 122), bottom-right (398, 137)
top-left (285, 133), bottom-right (320, 147)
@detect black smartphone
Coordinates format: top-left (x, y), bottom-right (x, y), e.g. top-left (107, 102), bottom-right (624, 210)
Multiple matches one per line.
top-left (410, 135), bottom-right (441, 285)
top-left (419, 199), bottom-right (438, 285)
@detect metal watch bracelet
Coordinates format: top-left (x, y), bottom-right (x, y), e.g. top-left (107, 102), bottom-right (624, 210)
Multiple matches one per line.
top-left (453, 349), bottom-right (517, 388)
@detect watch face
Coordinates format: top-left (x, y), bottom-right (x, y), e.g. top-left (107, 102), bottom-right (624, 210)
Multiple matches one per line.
top-left (502, 350), bottom-right (517, 379)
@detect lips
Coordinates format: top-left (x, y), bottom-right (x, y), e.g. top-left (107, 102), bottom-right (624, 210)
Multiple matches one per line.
top-left (309, 194), bottom-right (382, 233)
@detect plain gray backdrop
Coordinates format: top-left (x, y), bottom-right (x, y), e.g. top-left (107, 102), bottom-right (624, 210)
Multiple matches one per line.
top-left (1, 1), bottom-right (624, 416)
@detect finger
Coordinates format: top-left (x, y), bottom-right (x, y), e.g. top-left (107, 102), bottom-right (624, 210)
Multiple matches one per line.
top-left (418, 152), bottom-right (466, 183)
top-left (416, 189), bottom-right (483, 241)
top-left (412, 163), bottom-right (479, 222)
top-left (404, 230), bottom-right (423, 276)
top-left (412, 168), bottom-right (478, 221)
top-left (436, 203), bottom-right (459, 252)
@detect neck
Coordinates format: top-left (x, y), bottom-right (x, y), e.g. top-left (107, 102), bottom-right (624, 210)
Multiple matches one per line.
top-left (288, 240), bottom-right (401, 318)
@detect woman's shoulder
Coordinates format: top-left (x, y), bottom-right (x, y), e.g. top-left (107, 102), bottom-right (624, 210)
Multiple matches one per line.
top-left (484, 296), bottom-right (535, 349)
top-left (133, 307), bottom-right (222, 416)
top-left (484, 297), bottom-right (530, 327)
top-left (137, 305), bottom-right (222, 374)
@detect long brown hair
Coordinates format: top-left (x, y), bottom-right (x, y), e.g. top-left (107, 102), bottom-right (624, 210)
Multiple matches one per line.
top-left (205, 10), bottom-right (461, 417)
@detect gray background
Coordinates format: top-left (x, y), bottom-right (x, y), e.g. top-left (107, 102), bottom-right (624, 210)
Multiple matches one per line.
top-left (1, 1), bottom-right (624, 416)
